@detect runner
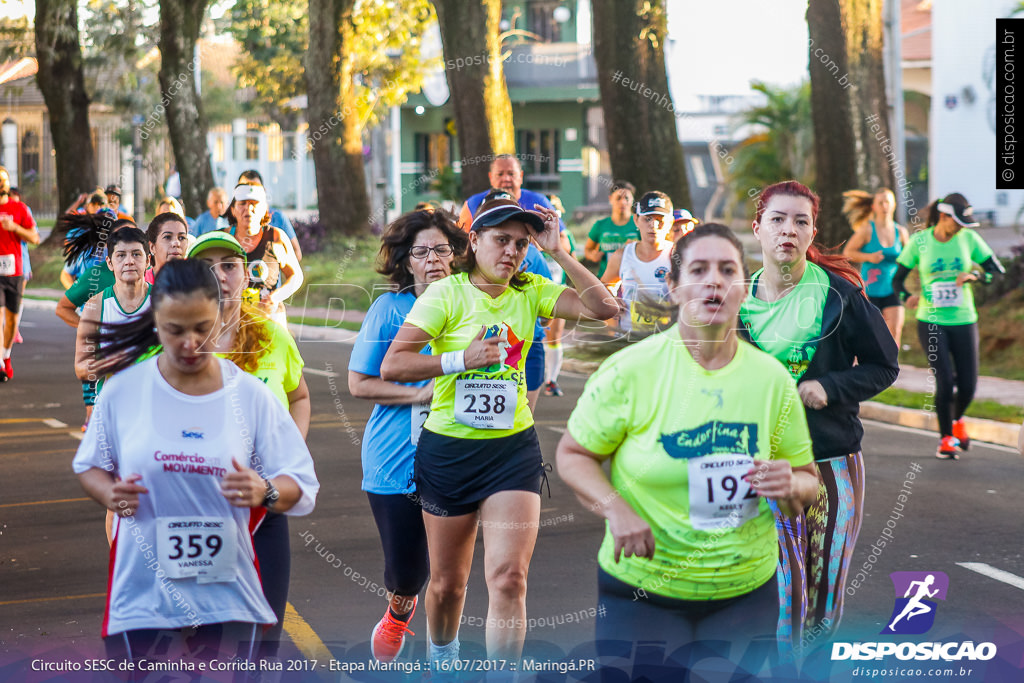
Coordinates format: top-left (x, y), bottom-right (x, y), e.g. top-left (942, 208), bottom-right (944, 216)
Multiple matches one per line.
top-left (60, 211), bottom-right (116, 290)
top-left (221, 183), bottom-right (303, 326)
top-left (557, 223), bottom-right (818, 661)
top-left (10, 186), bottom-right (32, 346)
top-left (72, 259), bottom-right (319, 664)
top-left (348, 208), bottom-right (468, 662)
top-left (583, 180), bottom-right (638, 277)
top-left (601, 191), bottom-right (676, 337)
top-left (146, 212), bottom-right (190, 285)
top-left (739, 180), bottom-right (899, 648)
top-left (0, 166), bottom-right (38, 382)
top-left (187, 231), bottom-right (311, 659)
top-left (891, 193), bottom-right (1004, 459)
top-left (380, 195), bottom-right (616, 664)
top-left (237, 170), bottom-right (303, 261)
top-left (842, 188), bottom-right (911, 347)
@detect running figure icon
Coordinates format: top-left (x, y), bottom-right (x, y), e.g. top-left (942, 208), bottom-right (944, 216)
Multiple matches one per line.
top-left (888, 574), bottom-right (939, 631)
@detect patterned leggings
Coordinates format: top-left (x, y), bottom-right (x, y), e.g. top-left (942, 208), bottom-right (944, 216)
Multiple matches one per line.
top-left (772, 452), bottom-right (865, 655)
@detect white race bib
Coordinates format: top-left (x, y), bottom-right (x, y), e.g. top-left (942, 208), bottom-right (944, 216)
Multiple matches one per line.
top-left (454, 379), bottom-right (516, 430)
top-left (411, 401), bottom-right (430, 445)
top-left (930, 281), bottom-right (963, 308)
top-left (688, 454), bottom-right (759, 530)
top-left (0, 254), bottom-right (14, 276)
top-left (156, 516), bottom-right (238, 582)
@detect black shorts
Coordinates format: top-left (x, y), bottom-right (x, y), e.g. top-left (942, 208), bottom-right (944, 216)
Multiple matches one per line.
top-left (868, 292), bottom-right (901, 311)
top-left (414, 427), bottom-right (545, 517)
top-left (0, 275), bottom-right (23, 312)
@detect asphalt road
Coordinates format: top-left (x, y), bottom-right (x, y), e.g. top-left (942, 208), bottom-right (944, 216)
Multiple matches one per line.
top-left (2, 305), bottom-right (1023, 683)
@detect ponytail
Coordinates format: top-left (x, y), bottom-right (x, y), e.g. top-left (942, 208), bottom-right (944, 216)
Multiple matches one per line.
top-left (841, 190), bottom-right (874, 229)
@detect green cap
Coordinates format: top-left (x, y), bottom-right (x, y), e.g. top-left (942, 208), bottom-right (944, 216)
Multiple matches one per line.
top-left (187, 231), bottom-right (246, 260)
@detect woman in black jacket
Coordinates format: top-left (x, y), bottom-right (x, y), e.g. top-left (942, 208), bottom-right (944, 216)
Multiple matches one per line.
top-left (739, 180), bottom-right (899, 653)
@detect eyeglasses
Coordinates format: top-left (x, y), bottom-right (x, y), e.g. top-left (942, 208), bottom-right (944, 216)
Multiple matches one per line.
top-left (409, 244), bottom-right (454, 259)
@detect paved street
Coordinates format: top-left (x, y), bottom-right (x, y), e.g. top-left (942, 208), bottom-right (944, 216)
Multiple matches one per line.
top-left (2, 306), bottom-right (1024, 682)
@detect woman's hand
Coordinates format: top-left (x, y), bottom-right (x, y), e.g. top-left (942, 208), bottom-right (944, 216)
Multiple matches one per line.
top-left (414, 379), bottom-right (435, 404)
top-left (222, 457), bottom-right (267, 507)
top-left (531, 205), bottom-right (564, 254)
top-left (745, 459), bottom-right (797, 500)
top-left (108, 474), bottom-right (149, 517)
top-left (904, 294), bottom-right (919, 309)
top-left (463, 325), bottom-right (505, 370)
top-left (955, 272), bottom-right (978, 287)
top-left (605, 499), bottom-right (655, 562)
top-left (867, 252), bottom-right (884, 264)
top-left (798, 379), bottom-right (828, 410)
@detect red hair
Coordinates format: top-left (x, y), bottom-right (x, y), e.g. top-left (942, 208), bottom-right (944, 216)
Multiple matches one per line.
top-left (756, 180), bottom-right (863, 289)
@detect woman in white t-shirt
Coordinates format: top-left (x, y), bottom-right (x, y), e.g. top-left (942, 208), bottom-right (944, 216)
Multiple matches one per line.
top-left (72, 259), bottom-right (319, 664)
top-left (601, 191), bottom-right (677, 336)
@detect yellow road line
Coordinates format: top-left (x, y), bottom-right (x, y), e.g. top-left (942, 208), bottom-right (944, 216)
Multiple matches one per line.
top-left (282, 602), bottom-right (336, 664)
top-left (0, 418), bottom-right (47, 424)
top-left (0, 497), bottom-right (91, 509)
top-left (0, 592), bottom-right (105, 606)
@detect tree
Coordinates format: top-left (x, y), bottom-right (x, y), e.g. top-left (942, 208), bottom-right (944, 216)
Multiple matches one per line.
top-left (432, 0), bottom-right (515, 197)
top-left (34, 0), bottom-right (98, 231)
top-left (591, 0), bottom-right (690, 208)
top-left (807, 0), bottom-right (893, 246)
top-left (305, 0), bottom-right (435, 235)
top-left (158, 0), bottom-right (215, 217)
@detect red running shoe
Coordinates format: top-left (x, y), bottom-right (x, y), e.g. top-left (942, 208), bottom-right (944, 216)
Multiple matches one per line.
top-left (371, 597), bottom-right (416, 662)
top-left (952, 418), bottom-right (969, 451)
top-left (935, 436), bottom-right (960, 460)
top-left (0, 358), bottom-right (10, 381)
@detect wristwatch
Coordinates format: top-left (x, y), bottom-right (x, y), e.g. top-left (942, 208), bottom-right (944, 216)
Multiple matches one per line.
top-left (262, 478), bottom-right (280, 510)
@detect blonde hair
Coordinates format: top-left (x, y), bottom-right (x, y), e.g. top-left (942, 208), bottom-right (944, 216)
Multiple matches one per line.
top-left (223, 302), bottom-right (273, 374)
top-left (158, 196), bottom-right (186, 218)
top-left (842, 188), bottom-right (894, 230)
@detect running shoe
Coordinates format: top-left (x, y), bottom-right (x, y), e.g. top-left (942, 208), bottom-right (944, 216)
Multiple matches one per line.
top-left (14, 331), bottom-right (22, 344)
top-left (935, 436), bottom-right (960, 460)
top-left (952, 418), bottom-right (970, 451)
top-left (544, 380), bottom-right (563, 397)
top-left (0, 358), bottom-right (10, 381)
top-left (371, 597), bottom-right (416, 662)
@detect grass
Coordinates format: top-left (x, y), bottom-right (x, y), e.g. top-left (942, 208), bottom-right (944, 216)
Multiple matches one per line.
top-left (286, 315), bottom-right (361, 331)
top-left (872, 387), bottom-right (1022, 424)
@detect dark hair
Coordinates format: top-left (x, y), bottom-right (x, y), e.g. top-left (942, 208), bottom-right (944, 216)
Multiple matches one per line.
top-left (86, 191), bottom-right (107, 207)
top-left (668, 223), bottom-right (747, 283)
top-left (238, 169), bottom-right (264, 185)
top-left (90, 259), bottom-right (221, 377)
top-left (453, 224), bottom-right (531, 291)
top-left (147, 212), bottom-right (189, 243)
top-left (60, 213), bottom-right (131, 268)
top-left (224, 183), bottom-right (272, 228)
top-left (377, 209), bottom-right (468, 291)
top-left (106, 226), bottom-right (151, 257)
top-left (756, 180), bottom-right (862, 288)
top-left (610, 180), bottom-right (636, 196)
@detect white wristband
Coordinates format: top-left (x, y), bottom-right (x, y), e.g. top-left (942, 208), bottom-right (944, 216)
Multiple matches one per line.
top-left (440, 350), bottom-right (466, 375)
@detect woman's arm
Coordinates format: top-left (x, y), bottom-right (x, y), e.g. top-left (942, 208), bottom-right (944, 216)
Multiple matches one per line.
top-left (60, 269), bottom-right (76, 290)
top-left (381, 322), bottom-right (504, 383)
top-left (584, 238), bottom-right (603, 263)
top-left (78, 468), bottom-right (149, 516)
top-left (269, 233), bottom-right (304, 305)
top-left (56, 294), bottom-right (82, 328)
top-left (601, 247), bottom-right (624, 286)
top-left (556, 432), bottom-right (655, 562)
top-left (73, 295), bottom-right (102, 381)
top-left (747, 461), bottom-right (819, 519)
top-left (286, 375), bottom-right (311, 439)
top-left (842, 223), bottom-right (880, 264)
top-left (222, 458), bottom-right (304, 513)
top-left (348, 370), bottom-right (433, 406)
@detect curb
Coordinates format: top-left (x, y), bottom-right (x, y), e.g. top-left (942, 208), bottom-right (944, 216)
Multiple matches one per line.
top-left (564, 359), bottom-right (1021, 451)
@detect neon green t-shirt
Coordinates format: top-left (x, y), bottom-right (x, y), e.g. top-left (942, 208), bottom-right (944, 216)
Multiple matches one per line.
top-left (405, 271), bottom-right (567, 439)
top-left (896, 227), bottom-right (994, 326)
top-left (567, 331), bottom-right (812, 601)
top-left (588, 216), bottom-right (640, 276)
top-left (738, 262), bottom-right (830, 381)
top-left (243, 319), bottom-right (304, 407)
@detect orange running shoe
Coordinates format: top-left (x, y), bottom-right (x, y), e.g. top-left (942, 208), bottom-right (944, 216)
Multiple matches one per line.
top-left (371, 597), bottom-right (416, 662)
top-left (952, 418), bottom-right (969, 451)
top-left (935, 436), bottom-right (960, 460)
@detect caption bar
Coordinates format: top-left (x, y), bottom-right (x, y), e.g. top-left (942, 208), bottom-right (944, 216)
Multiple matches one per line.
top-left (997, 19), bottom-right (1024, 188)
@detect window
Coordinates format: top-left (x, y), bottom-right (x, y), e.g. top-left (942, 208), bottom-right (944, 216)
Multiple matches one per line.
top-left (414, 132), bottom-right (452, 183)
top-left (516, 128), bottom-right (560, 192)
top-left (20, 130), bottom-right (39, 179)
top-left (527, 1), bottom-right (563, 43)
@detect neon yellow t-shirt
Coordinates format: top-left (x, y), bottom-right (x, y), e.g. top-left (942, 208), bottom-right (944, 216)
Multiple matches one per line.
top-left (405, 271), bottom-right (567, 439)
top-left (219, 319), bottom-right (303, 407)
top-left (567, 331), bottom-right (813, 600)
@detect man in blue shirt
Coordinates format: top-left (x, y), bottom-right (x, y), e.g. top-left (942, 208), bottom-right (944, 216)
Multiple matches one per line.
top-left (193, 187), bottom-right (228, 236)
top-left (458, 155), bottom-right (567, 236)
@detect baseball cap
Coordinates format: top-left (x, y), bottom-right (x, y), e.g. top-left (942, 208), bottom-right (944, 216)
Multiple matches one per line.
top-left (232, 183), bottom-right (267, 205)
top-left (672, 209), bottom-right (696, 224)
top-left (937, 193), bottom-right (979, 228)
top-left (471, 191), bottom-right (545, 232)
top-left (636, 192), bottom-right (672, 216)
top-left (105, 184), bottom-right (122, 197)
top-left (187, 231), bottom-right (247, 260)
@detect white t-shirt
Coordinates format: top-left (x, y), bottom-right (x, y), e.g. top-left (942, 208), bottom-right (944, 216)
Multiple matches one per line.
top-left (618, 242), bottom-right (672, 332)
top-left (72, 357), bottom-right (319, 636)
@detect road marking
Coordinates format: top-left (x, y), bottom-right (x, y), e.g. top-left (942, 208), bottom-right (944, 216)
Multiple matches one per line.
top-left (282, 602), bottom-right (336, 664)
top-left (0, 592), bottom-right (105, 607)
top-left (43, 418), bottom-right (67, 428)
top-left (0, 497), bottom-right (91, 509)
top-left (0, 418), bottom-right (46, 424)
top-left (69, 431), bottom-right (84, 441)
top-left (2, 448), bottom-right (78, 458)
top-left (864, 420), bottom-right (1021, 454)
top-left (548, 426), bottom-right (566, 434)
top-left (303, 368), bottom-right (339, 378)
top-left (957, 562), bottom-right (1024, 592)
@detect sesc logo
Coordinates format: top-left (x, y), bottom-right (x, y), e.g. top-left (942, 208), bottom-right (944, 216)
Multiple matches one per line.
top-left (882, 571), bottom-right (949, 635)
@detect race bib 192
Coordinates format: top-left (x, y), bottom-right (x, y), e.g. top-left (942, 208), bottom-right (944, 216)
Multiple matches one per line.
top-left (454, 379), bottom-right (516, 430)
top-left (687, 454), bottom-right (760, 530)
top-left (156, 517), bottom-right (238, 582)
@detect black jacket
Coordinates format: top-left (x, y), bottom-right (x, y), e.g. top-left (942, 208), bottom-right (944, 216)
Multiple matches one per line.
top-left (740, 268), bottom-right (900, 460)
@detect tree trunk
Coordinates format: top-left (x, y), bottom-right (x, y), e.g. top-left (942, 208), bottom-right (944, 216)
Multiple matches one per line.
top-left (432, 0), bottom-right (515, 197)
top-left (591, 0), bottom-right (690, 208)
top-left (158, 0), bottom-right (215, 218)
top-left (807, 0), bottom-right (859, 247)
top-left (34, 0), bottom-right (97, 243)
top-left (305, 0), bottom-right (370, 235)
top-left (807, 0), bottom-right (893, 247)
